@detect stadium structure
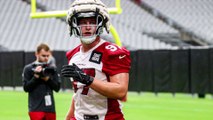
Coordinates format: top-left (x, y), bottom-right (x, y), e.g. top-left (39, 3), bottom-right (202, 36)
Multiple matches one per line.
top-left (2, 0), bottom-right (209, 52)
top-left (1, 0), bottom-right (213, 96)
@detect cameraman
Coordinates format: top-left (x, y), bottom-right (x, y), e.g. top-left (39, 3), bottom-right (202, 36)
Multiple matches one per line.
top-left (22, 43), bottom-right (61, 120)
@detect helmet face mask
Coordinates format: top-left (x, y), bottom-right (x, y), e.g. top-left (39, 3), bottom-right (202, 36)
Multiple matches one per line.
top-left (67, 0), bottom-right (110, 44)
top-left (78, 22), bottom-right (98, 44)
top-left (72, 12), bottom-right (102, 44)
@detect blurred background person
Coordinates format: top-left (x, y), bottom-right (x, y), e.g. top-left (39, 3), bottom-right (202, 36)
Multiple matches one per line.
top-left (22, 43), bottom-right (61, 120)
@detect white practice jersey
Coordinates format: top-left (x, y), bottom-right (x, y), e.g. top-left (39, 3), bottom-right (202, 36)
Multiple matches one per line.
top-left (66, 39), bottom-right (131, 120)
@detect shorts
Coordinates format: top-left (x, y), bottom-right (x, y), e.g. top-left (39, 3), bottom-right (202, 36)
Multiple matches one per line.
top-left (29, 111), bottom-right (56, 120)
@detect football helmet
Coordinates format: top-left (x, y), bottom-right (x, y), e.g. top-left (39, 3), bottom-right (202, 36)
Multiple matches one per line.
top-left (67, 0), bottom-right (110, 44)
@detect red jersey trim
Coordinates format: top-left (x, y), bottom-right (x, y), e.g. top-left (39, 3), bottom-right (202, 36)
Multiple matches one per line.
top-left (104, 98), bottom-right (124, 120)
top-left (66, 45), bottom-right (81, 61)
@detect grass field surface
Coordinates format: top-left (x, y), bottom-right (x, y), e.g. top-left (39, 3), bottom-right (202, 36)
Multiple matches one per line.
top-left (0, 90), bottom-right (212, 120)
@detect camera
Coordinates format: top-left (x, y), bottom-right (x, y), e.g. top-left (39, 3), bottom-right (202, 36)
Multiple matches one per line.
top-left (32, 63), bottom-right (56, 77)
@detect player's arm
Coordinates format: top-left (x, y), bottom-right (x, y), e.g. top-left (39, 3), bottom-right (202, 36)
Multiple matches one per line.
top-left (61, 65), bottom-right (129, 100)
top-left (88, 46), bottom-right (130, 100)
top-left (90, 72), bottom-right (129, 100)
top-left (65, 98), bottom-right (75, 120)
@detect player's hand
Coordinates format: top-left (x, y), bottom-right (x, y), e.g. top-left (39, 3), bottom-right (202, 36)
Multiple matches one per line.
top-left (61, 64), bottom-right (94, 85)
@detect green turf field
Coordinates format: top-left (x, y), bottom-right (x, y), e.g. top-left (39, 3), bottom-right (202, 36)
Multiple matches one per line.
top-left (0, 90), bottom-right (212, 120)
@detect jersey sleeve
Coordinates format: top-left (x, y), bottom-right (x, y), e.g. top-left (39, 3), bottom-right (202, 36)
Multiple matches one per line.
top-left (102, 45), bottom-right (131, 76)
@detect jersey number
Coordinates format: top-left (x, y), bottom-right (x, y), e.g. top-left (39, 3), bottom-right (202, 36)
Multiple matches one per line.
top-left (105, 45), bottom-right (117, 52)
top-left (72, 68), bottom-right (95, 95)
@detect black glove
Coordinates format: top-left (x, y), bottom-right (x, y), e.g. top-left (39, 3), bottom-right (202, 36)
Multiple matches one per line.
top-left (61, 64), bottom-right (94, 85)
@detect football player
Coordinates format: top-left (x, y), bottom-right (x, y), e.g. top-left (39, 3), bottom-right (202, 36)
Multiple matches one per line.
top-left (61, 0), bottom-right (131, 120)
